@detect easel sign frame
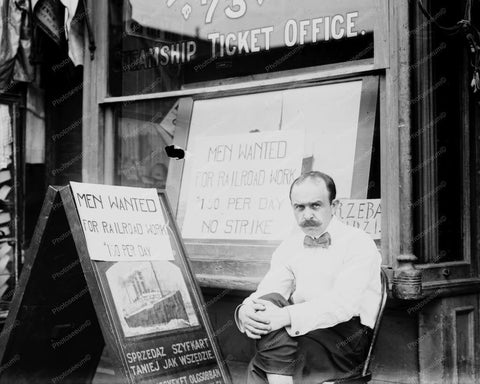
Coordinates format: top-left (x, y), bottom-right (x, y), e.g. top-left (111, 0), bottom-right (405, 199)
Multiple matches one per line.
top-left (0, 184), bottom-right (232, 384)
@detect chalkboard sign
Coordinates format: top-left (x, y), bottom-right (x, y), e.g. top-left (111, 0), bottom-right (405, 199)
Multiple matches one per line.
top-left (0, 184), bottom-right (231, 384)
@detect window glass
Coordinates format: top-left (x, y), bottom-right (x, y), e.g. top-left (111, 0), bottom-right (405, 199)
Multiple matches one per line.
top-left (114, 98), bottom-right (179, 188)
top-left (410, 0), bottom-right (472, 263)
top-left (108, 0), bottom-right (386, 96)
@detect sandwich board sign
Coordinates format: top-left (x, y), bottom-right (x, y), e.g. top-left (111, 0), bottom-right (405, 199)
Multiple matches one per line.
top-left (0, 183), bottom-right (231, 384)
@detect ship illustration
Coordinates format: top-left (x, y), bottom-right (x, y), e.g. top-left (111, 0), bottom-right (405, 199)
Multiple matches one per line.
top-left (121, 263), bottom-right (189, 328)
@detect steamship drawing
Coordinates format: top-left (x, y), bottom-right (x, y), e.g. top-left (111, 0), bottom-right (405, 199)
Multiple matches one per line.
top-left (122, 269), bottom-right (189, 328)
top-left (106, 261), bottom-right (199, 337)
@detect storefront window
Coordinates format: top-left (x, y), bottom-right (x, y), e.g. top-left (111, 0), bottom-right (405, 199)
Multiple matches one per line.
top-left (108, 0), bottom-right (386, 96)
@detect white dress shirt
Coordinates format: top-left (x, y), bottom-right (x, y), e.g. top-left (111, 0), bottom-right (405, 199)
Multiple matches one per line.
top-left (237, 216), bottom-right (382, 337)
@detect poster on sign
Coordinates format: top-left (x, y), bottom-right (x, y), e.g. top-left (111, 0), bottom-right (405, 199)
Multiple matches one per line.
top-left (70, 183), bottom-right (205, 340)
top-left (181, 130), bottom-right (304, 240)
top-left (335, 198), bottom-right (381, 240)
top-left (70, 184), bottom-right (229, 382)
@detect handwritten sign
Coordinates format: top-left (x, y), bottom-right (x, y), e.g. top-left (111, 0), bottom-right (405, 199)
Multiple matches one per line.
top-left (335, 198), bottom-right (381, 240)
top-left (70, 182), bottom-right (174, 261)
top-left (181, 130), bottom-right (304, 240)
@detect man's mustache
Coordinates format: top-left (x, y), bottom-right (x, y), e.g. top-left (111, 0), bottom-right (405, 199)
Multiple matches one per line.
top-left (300, 219), bottom-right (321, 228)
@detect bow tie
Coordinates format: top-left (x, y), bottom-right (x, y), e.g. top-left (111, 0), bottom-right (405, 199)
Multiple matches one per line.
top-left (304, 232), bottom-right (331, 248)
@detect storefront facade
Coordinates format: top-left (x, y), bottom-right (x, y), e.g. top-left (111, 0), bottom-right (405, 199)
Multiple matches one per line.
top-left (47, 0), bottom-right (480, 382)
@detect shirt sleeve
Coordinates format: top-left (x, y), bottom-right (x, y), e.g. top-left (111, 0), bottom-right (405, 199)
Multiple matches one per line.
top-left (285, 233), bottom-right (381, 337)
top-left (234, 244), bottom-right (295, 333)
top-left (249, 244), bottom-right (296, 301)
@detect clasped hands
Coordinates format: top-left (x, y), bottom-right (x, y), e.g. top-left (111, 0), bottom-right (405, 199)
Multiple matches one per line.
top-left (238, 298), bottom-right (291, 339)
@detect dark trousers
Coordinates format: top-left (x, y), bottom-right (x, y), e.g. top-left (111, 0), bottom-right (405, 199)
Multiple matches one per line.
top-left (247, 293), bottom-right (372, 384)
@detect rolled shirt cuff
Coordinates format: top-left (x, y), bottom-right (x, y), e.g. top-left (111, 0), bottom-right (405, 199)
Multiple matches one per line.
top-left (285, 306), bottom-right (303, 337)
top-left (234, 297), bottom-right (255, 333)
top-left (234, 304), bottom-right (246, 333)
top-left (285, 304), bottom-right (333, 337)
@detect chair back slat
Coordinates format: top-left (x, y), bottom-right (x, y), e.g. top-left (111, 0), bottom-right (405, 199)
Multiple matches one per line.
top-left (361, 268), bottom-right (388, 377)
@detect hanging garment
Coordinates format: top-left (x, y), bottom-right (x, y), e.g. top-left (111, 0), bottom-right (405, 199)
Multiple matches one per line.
top-left (33, 0), bottom-right (64, 45)
top-left (60, 0), bottom-right (84, 66)
top-left (0, 0), bottom-right (34, 90)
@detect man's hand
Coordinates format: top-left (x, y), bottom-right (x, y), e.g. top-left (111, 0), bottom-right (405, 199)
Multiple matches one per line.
top-left (252, 299), bottom-right (291, 332)
top-left (238, 302), bottom-right (272, 339)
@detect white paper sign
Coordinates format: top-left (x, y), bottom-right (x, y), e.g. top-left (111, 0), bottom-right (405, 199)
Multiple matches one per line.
top-left (70, 182), bottom-right (174, 261)
top-left (335, 198), bottom-right (381, 240)
top-left (181, 130), bottom-right (304, 240)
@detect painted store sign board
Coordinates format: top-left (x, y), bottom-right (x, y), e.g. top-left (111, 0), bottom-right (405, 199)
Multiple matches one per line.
top-left (0, 184), bottom-right (231, 384)
top-left (125, 0), bottom-right (385, 62)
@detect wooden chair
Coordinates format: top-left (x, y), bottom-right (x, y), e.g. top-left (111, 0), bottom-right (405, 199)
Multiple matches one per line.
top-left (322, 268), bottom-right (389, 384)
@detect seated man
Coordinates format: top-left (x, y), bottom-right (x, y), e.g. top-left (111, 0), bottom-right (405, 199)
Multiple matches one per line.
top-left (235, 171), bottom-right (381, 384)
